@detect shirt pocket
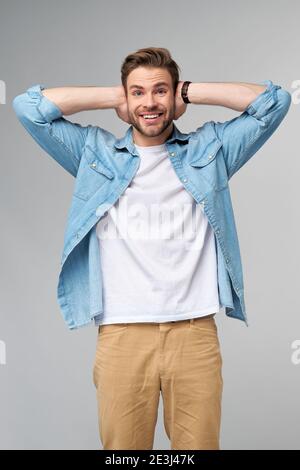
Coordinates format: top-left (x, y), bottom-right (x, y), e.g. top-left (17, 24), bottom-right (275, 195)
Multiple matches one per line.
top-left (189, 136), bottom-right (228, 191)
top-left (73, 145), bottom-right (114, 201)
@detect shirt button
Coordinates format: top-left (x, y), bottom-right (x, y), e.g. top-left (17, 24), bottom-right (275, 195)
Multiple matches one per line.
top-left (182, 178), bottom-right (188, 183)
top-left (170, 152), bottom-right (175, 157)
top-left (226, 258), bottom-right (229, 263)
top-left (216, 229), bottom-right (220, 234)
top-left (90, 162), bottom-right (96, 168)
top-left (208, 155), bottom-right (213, 159)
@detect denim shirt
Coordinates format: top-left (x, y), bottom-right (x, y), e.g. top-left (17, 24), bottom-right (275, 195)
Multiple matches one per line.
top-left (12, 80), bottom-right (291, 330)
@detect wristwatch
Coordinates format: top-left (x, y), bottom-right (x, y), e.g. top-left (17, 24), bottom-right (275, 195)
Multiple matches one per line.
top-left (181, 81), bottom-right (192, 104)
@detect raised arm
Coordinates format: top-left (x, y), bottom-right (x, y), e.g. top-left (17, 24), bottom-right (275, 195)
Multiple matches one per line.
top-left (183, 80), bottom-right (291, 179)
top-left (187, 81), bottom-right (268, 111)
top-left (12, 84), bottom-right (124, 176)
top-left (41, 85), bottom-right (123, 115)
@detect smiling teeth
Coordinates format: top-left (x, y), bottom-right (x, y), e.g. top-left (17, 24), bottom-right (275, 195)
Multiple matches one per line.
top-left (143, 114), bottom-right (159, 119)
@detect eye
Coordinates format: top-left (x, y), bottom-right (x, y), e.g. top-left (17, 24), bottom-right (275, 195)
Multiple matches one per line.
top-left (132, 89), bottom-right (167, 96)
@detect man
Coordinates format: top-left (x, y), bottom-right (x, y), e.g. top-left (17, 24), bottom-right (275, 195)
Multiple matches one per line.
top-left (12, 47), bottom-right (291, 450)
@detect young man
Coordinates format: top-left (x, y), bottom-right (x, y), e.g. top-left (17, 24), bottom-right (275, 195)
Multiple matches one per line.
top-left (12, 47), bottom-right (291, 450)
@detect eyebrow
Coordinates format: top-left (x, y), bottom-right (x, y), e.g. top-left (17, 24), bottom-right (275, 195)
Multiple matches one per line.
top-left (129, 81), bottom-right (170, 90)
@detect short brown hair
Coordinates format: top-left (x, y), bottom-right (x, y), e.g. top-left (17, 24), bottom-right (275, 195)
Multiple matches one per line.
top-left (121, 47), bottom-right (181, 97)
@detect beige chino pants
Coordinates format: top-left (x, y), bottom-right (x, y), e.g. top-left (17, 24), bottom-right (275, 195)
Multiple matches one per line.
top-left (93, 313), bottom-right (223, 450)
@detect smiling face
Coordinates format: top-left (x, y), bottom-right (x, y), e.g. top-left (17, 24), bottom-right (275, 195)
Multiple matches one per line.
top-left (126, 66), bottom-right (176, 146)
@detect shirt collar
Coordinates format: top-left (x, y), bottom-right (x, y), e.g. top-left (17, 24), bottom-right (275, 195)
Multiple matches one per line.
top-left (113, 122), bottom-right (191, 154)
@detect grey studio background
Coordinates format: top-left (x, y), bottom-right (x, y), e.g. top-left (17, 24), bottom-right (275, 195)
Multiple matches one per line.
top-left (0, 0), bottom-right (299, 450)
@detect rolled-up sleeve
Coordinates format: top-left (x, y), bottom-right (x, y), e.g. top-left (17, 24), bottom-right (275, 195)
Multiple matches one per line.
top-left (213, 80), bottom-right (292, 180)
top-left (12, 84), bottom-right (91, 177)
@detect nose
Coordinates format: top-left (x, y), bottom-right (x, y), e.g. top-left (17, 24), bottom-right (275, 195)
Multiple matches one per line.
top-left (143, 93), bottom-right (157, 109)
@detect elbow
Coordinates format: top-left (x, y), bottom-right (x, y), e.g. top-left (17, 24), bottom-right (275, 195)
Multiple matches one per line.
top-left (12, 93), bottom-right (28, 120)
top-left (12, 92), bottom-right (40, 128)
top-left (277, 88), bottom-right (292, 116)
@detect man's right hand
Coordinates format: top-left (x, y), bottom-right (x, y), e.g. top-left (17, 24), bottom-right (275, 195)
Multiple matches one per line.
top-left (114, 85), bottom-right (131, 124)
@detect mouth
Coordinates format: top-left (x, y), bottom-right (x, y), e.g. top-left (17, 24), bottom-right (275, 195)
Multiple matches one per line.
top-left (139, 113), bottom-right (164, 124)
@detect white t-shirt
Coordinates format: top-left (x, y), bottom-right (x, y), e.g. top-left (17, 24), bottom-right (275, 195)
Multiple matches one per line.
top-left (95, 142), bottom-right (220, 325)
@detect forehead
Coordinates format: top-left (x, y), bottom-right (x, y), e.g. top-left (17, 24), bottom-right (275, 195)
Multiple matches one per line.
top-left (127, 67), bottom-right (172, 88)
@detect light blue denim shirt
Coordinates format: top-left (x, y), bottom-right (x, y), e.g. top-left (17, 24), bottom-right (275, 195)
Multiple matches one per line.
top-left (12, 80), bottom-right (291, 330)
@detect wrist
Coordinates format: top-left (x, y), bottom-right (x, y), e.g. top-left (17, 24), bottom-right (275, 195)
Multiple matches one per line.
top-left (113, 85), bottom-right (126, 109)
top-left (181, 81), bottom-right (192, 104)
